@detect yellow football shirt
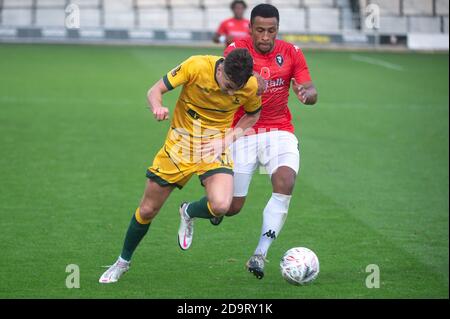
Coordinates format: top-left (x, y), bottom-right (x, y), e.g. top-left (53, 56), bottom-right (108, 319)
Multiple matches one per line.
top-left (162, 55), bottom-right (261, 141)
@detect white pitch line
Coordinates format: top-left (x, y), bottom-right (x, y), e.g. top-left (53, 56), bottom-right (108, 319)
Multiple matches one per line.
top-left (350, 54), bottom-right (404, 71)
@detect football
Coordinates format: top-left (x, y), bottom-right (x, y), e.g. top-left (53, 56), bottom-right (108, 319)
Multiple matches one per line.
top-left (280, 247), bottom-right (320, 285)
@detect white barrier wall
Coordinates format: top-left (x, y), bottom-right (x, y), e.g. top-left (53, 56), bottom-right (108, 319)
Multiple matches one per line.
top-left (407, 33), bottom-right (449, 50)
top-left (0, 0), bottom-right (448, 50)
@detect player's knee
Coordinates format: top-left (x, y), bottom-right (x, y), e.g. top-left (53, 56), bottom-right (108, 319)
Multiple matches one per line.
top-left (209, 199), bottom-right (231, 216)
top-left (139, 203), bottom-right (160, 220)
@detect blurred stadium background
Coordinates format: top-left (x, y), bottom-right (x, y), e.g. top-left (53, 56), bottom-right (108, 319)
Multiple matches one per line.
top-left (0, 0), bottom-right (448, 50)
top-left (0, 1), bottom-right (448, 299)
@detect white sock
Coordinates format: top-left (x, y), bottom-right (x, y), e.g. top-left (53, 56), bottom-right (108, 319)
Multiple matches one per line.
top-left (254, 193), bottom-right (292, 257)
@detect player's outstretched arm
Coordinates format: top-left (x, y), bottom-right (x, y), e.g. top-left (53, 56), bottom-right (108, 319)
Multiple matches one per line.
top-left (201, 110), bottom-right (261, 157)
top-left (229, 110), bottom-right (261, 142)
top-left (291, 79), bottom-right (318, 105)
top-left (147, 79), bottom-right (170, 121)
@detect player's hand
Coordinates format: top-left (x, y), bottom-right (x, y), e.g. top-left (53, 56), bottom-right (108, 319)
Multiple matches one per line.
top-left (152, 106), bottom-right (169, 121)
top-left (291, 79), bottom-right (317, 105)
top-left (200, 136), bottom-right (229, 160)
top-left (291, 79), bottom-right (308, 104)
top-left (253, 72), bottom-right (267, 96)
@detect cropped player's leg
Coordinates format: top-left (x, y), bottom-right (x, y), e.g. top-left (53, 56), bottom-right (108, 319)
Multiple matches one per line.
top-left (211, 135), bottom-right (258, 225)
top-left (178, 171), bottom-right (233, 250)
top-left (246, 165), bottom-right (297, 280)
top-left (204, 172), bottom-right (234, 215)
top-left (186, 172), bottom-right (233, 219)
top-left (227, 196), bottom-right (246, 216)
top-left (99, 179), bottom-right (174, 283)
top-left (254, 156), bottom-right (299, 258)
top-left (121, 179), bottom-right (175, 260)
top-left (257, 166), bottom-right (296, 253)
top-left (210, 170), bottom-right (252, 225)
top-left (227, 170), bottom-right (254, 215)
top-left (209, 171), bottom-right (255, 225)
top-left (248, 132), bottom-right (300, 279)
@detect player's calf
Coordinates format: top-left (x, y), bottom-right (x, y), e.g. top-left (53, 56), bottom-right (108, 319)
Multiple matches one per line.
top-left (226, 196), bottom-right (246, 216)
top-left (271, 166), bottom-right (297, 195)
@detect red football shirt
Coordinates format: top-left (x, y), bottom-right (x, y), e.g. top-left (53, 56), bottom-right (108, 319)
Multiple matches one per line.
top-left (224, 37), bottom-right (312, 133)
top-left (217, 18), bottom-right (250, 46)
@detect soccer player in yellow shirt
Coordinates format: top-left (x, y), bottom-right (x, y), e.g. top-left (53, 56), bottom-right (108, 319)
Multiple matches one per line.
top-left (99, 48), bottom-right (261, 283)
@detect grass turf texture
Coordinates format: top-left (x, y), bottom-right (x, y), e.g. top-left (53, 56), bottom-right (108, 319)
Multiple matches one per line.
top-left (0, 44), bottom-right (448, 298)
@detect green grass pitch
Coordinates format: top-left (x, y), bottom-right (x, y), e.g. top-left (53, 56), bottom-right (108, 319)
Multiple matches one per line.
top-left (0, 43), bottom-right (448, 298)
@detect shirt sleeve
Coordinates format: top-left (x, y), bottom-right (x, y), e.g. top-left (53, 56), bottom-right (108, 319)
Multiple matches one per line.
top-left (162, 56), bottom-right (197, 90)
top-left (292, 46), bottom-right (312, 84)
top-left (243, 78), bottom-right (262, 114)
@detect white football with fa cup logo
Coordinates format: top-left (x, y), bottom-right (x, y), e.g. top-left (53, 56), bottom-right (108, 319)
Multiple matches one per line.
top-left (280, 247), bottom-right (319, 285)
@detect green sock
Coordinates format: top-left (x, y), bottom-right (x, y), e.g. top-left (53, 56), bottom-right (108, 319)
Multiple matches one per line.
top-left (186, 196), bottom-right (215, 219)
top-left (120, 211), bottom-right (151, 261)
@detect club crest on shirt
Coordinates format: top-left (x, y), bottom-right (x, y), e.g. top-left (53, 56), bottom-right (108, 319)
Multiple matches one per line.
top-left (276, 54), bottom-right (284, 67)
top-left (171, 65), bottom-right (182, 77)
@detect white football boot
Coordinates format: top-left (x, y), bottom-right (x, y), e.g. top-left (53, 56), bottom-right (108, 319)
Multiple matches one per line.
top-left (178, 202), bottom-right (195, 250)
top-left (99, 257), bottom-right (130, 284)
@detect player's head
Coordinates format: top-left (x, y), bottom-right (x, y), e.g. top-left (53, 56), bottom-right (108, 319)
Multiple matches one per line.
top-left (249, 4), bottom-right (279, 54)
top-left (230, 0), bottom-right (247, 20)
top-left (217, 48), bottom-right (253, 95)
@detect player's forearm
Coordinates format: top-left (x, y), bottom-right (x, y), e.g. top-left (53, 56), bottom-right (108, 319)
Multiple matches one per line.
top-left (225, 111), bottom-right (260, 145)
top-left (147, 79), bottom-right (170, 111)
top-left (147, 85), bottom-right (164, 112)
top-left (147, 79), bottom-right (170, 121)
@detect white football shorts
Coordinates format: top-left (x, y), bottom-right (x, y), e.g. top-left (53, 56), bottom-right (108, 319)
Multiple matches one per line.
top-left (230, 130), bottom-right (300, 197)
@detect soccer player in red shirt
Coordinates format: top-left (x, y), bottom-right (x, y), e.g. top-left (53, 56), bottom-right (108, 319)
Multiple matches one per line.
top-left (213, 0), bottom-right (250, 47)
top-left (213, 3), bottom-right (318, 279)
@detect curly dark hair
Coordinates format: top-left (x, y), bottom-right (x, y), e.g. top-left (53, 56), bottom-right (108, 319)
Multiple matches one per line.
top-left (250, 3), bottom-right (279, 24)
top-left (223, 48), bottom-right (254, 89)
